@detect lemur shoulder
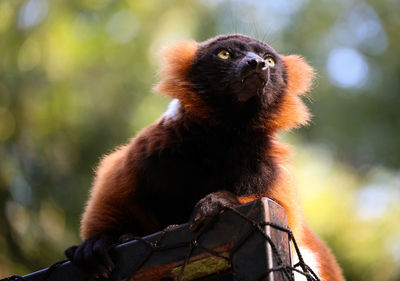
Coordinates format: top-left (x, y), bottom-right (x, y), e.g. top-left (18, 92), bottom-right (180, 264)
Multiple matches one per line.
top-left (65, 34), bottom-right (345, 281)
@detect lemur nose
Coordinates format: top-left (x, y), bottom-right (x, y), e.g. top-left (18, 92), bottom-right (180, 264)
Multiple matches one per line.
top-left (247, 58), bottom-right (265, 69)
top-left (245, 52), bottom-right (266, 72)
top-left (239, 52), bottom-right (269, 84)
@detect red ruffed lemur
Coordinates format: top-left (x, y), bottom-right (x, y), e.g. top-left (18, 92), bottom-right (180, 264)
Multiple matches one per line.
top-left (65, 34), bottom-right (345, 281)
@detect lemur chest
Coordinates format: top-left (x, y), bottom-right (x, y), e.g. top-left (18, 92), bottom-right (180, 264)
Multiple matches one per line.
top-left (141, 131), bottom-right (275, 197)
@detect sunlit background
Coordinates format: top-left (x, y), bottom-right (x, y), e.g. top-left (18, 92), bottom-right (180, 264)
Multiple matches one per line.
top-left (0, 0), bottom-right (399, 280)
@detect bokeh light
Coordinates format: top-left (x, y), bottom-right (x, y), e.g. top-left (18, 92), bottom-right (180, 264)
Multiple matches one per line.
top-left (18, 0), bottom-right (48, 29)
top-left (332, 2), bottom-right (388, 55)
top-left (326, 47), bottom-right (369, 89)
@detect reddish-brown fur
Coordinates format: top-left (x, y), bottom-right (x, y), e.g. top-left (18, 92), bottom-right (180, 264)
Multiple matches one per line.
top-left (80, 39), bottom-right (344, 281)
top-left (154, 40), bottom-right (212, 119)
top-left (302, 226), bottom-right (345, 281)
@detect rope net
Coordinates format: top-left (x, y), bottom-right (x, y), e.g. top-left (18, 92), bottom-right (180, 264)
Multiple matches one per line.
top-left (1, 205), bottom-right (321, 281)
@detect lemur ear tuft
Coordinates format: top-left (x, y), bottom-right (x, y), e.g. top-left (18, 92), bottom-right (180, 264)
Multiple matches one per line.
top-left (154, 40), bottom-right (198, 98)
top-left (282, 55), bottom-right (315, 96)
top-left (154, 40), bottom-right (211, 118)
top-left (268, 55), bottom-right (315, 131)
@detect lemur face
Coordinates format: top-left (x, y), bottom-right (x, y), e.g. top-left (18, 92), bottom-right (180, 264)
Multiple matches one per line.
top-left (188, 35), bottom-right (286, 105)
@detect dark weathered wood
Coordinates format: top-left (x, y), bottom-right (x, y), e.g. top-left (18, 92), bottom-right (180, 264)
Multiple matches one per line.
top-left (21, 198), bottom-right (291, 281)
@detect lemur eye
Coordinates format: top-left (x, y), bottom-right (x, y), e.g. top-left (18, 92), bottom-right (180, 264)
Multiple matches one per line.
top-left (265, 57), bottom-right (275, 67)
top-left (217, 50), bottom-right (231, 59)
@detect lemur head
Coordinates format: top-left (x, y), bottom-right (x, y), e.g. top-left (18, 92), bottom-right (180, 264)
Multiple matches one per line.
top-left (189, 35), bottom-right (286, 105)
top-left (156, 34), bottom-right (315, 131)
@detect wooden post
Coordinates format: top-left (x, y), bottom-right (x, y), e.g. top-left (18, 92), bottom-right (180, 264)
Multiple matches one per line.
top-left (20, 198), bottom-right (291, 281)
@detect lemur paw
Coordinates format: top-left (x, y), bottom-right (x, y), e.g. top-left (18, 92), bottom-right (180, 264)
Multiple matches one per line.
top-left (64, 234), bottom-right (117, 279)
top-left (189, 191), bottom-right (240, 231)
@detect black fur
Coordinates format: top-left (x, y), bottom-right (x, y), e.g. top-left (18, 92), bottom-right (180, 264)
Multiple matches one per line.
top-left (65, 234), bottom-right (117, 279)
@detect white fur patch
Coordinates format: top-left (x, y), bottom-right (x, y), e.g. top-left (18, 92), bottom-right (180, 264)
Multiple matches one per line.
top-left (293, 246), bottom-right (321, 281)
top-left (163, 98), bottom-right (181, 121)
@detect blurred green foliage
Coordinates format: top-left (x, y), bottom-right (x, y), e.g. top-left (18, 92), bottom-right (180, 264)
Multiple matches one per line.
top-left (0, 0), bottom-right (399, 280)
